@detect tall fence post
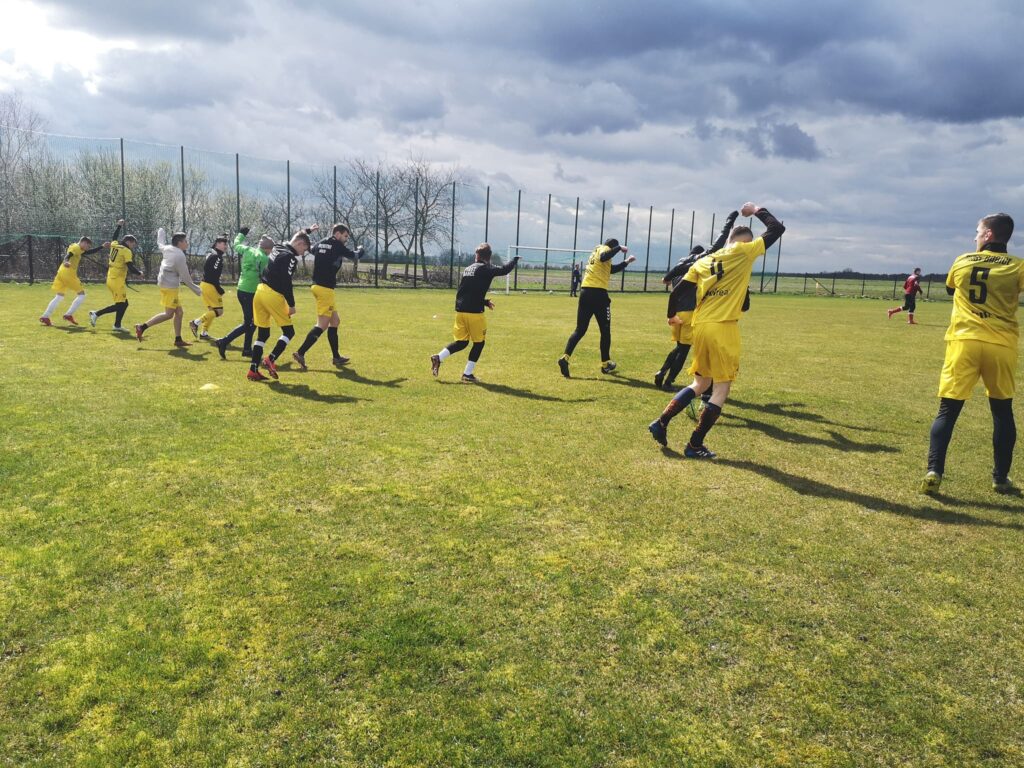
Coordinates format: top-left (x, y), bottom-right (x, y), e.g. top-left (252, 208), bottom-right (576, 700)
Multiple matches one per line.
top-left (666, 208), bottom-right (676, 292)
top-left (27, 234), bottom-right (34, 285)
top-left (542, 193), bottom-right (551, 291)
top-left (412, 176), bottom-right (419, 288)
top-left (831, 274), bottom-right (836, 295)
top-left (234, 153), bottom-right (241, 232)
top-left (643, 205), bottom-right (653, 292)
top-left (599, 200), bottom-right (606, 242)
top-left (484, 185), bottom-right (490, 242)
top-left (374, 169), bottom-right (380, 288)
top-left (861, 276), bottom-right (866, 297)
top-left (514, 189), bottom-right (521, 290)
top-left (688, 210), bottom-right (695, 251)
top-left (803, 274), bottom-right (808, 293)
top-left (286, 159), bottom-right (291, 235)
top-left (449, 180), bottom-right (455, 289)
top-left (926, 278), bottom-right (932, 298)
top-left (708, 213), bottom-right (716, 251)
top-left (620, 202), bottom-right (631, 292)
top-left (572, 196), bottom-right (580, 262)
top-left (180, 146), bottom-right (187, 232)
top-left (119, 138), bottom-right (127, 226)
top-left (773, 235), bottom-right (782, 292)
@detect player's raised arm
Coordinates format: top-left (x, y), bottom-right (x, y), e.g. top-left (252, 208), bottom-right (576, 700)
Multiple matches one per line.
top-left (740, 203), bottom-right (785, 249)
top-left (708, 211), bottom-right (739, 254)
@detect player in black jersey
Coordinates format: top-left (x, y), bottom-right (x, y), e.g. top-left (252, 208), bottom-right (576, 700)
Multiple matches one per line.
top-left (430, 244), bottom-right (519, 383)
top-left (190, 235), bottom-right (228, 339)
top-left (292, 224), bottom-right (363, 371)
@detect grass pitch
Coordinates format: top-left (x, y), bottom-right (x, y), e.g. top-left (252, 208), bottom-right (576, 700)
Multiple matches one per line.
top-left (2, 283), bottom-right (1023, 767)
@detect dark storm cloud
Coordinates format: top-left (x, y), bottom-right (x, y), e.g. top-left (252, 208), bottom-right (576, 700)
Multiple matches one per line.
top-left (36, 0), bottom-right (251, 40)
top-left (694, 118), bottom-right (822, 161)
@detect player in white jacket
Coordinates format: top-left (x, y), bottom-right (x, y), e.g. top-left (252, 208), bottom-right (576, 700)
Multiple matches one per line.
top-left (135, 228), bottom-right (203, 346)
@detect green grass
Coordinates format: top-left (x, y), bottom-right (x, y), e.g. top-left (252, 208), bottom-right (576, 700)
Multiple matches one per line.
top-left (2, 283), bottom-right (1023, 767)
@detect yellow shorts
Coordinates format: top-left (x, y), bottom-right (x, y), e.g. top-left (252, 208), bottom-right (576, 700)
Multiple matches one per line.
top-left (160, 288), bottom-right (181, 309)
top-left (453, 311), bottom-right (486, 343)
top-left (670, 311), bottom-right (693, 345)
top-left (311, 285), bottom-right (337, 317)
top-left (52, 270), bottom-right (83, 294)
top-left (253, 284), bottom-right (292, 329)
top-left (107, 278), bottom-right (127, 303)
top-left (688, 321), bottom-right (741, 382)
top-left (200, 281), bottom-right (223, 308)
top-left (938, 339), bottom-right (1017, 400)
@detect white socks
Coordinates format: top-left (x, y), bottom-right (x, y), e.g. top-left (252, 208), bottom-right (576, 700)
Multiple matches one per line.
top-left (438, 348), bottom-right (452, 361)
top-left (42, 295), bottom-right (63, 318)
top-left (67, 294), bottom-right (86, 315)
top-left (464, 360), bottom-right (476, 375)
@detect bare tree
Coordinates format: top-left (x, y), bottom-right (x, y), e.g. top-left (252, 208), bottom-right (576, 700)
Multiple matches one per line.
top-left (0, 92), bottom-right (47, 234)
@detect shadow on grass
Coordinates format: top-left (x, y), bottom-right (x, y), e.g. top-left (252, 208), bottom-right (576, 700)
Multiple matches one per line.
top-left (716, 458), bottom-right (1024, 530)
top-left (437, 380), bottom-right (595, 403)
top-left (576, 372), bottom-right (655, 391)
top-left (52, 325), bottom-right (88, 334)
top-left (728, 398), bottom-right (887, 434)
top-left (334, 367), bottom-right (407, 389)
top-left (718, 413), bottom-right (897, 454)
top-left (136, 346), bottom-right (211, 360)
top-left (269, 382), bottom-right (366, 404)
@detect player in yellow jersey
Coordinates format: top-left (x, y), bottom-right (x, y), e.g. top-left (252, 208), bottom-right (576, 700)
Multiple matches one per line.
top-left (557, 238), bottom-right (636, 377)
top-left (89, 221), bottom-right (143, 331)
top-left (38, 231), bottom-right (112, 326)
top-left (922, 213), bottom-right (1024, 495)
top-left (649, 202), bottom-right (785, 458)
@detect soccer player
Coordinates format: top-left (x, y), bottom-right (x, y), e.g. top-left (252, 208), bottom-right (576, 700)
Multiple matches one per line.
top-left (216, 228), bottom-right (273, 360)
top-left (430, 244), bottom-right (519, 383)
top-left (292, 223), bottom-right (362, 371)
top-left (89, 220), bottom-right (142, 331)
top-left (922, 213), bottom-right (1024, 495)
top-left (655, 211), bottom-right (740, 390)
top-left (570, 263), bottom-right (582, 297)
top-left (648, 202), bottom-right (785, 458)
top-left (39, 232), bottom-right (112, 326)
top-left (247, 228), bottom-right (314, 381)
top-left (189, 234), bottom-right (229, 340)
top-left (135, 228), bottom-right (202, 346)
top-left (557, 238), bottom-right (636, 377)
top-left (888, 267), bottom-right (924, 324)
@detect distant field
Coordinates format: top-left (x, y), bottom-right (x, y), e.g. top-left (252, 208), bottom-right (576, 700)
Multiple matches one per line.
top-left (2, 284), bottom-right (1022, 767)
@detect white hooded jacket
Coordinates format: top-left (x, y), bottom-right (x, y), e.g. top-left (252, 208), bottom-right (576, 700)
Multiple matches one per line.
top-left (155, 228), bottom-right (202, 295)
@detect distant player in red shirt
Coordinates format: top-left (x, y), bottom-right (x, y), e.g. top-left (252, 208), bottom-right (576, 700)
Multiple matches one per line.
top-left (888, 267), bottom-right (923, 324)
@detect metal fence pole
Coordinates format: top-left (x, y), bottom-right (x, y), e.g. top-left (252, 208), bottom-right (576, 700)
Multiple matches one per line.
top-left (643, 205), bottom-right (652, 292)
top-left (542, 193), bottom-right (551, 291)
top-left (484, 185), bottom-right (490, 242)
top-left (514, 189), bottom-right (521, 290)
top-left (449, 180), bottom-right (455, 289)
top-left (861, 276), bottom-right (865, 297)
top-left (688, 210), bottom-right (695, 251)
top-left (803, 274), bottom-right (808, 294)
top-left (234, 153), bottom-right (241, 232)
top-left (831, 274), bottom-right (836, 295)
top-left (666, 208), bottom-right (676, 292)
top-left (286, 159), bottom-right (291, 235)
top-left (374, 169), bottom-right (380, 288)
top-left (572, 196), bottom-right (580, 263)
top-left (773, 235), bottom-right (782, 292)
top-left (180, 146), bottom-right (187, 232)
top-left (411, 176), bottom-right (419, 288)
top-left (599, 200), bottom-right (606, 242)
top-left (27, 234), bottom-right (33, 285)
top-left (119, 138), bottom-right (127, 226)
top-left (926, 278), bottom-right (932, 298)
top-left (708, 213), bottom-right (716, 251)
top-left (620, 202), bottom-right (631, 292)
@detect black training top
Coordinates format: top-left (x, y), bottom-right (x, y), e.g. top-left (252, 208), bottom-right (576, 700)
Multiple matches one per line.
top-left (454, 258), bottom-right (518, 313)
top-left (261, 244), bottom-right (300, 306)
top-left (310, 237), bottom-right (359, 289)
top-left (202, 248), bottom-right (224, 290)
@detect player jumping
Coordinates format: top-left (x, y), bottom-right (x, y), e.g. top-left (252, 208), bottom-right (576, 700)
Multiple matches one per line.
top-left (648, 202), bottom-right (785, 458)
top-left (431, 244), bottom-right (519, 383)
top-left (89, 221), bottom-right (142, 331)
top-left (39, 230), bottom-right (113, 326)
top-left (922, 213), bottom-right (1023, 495)
top-left (888, 267), bottom-right (923, 324)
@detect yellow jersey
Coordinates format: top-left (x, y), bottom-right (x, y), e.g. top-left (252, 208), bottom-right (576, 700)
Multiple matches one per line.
top-left (581, 245), bottom-right (614, 290)
top-left (685, 238), bottom-right (766, 324)
top-left (63, 243), bottom-right (85, 274)
top-left (106, 241), bottom-right (134, 282)
top-left (945, 247), bottom-right (1024, 348)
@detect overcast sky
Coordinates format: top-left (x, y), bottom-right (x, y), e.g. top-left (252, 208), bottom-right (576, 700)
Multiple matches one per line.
top-left (1, 0), bottom-right (1023, 272)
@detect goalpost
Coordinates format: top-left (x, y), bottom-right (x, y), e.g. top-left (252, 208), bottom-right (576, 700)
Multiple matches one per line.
top-left (503, 244), bottom-right (595, 294)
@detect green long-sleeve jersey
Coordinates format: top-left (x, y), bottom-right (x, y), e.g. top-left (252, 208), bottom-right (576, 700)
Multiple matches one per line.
top-left (234, 233), bottom-right (269, 293)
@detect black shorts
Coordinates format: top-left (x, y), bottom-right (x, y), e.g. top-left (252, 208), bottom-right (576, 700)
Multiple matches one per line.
top-left (902, 293), bottom-right (917, 313)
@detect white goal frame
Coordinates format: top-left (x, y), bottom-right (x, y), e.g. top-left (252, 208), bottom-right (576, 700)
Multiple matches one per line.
top-left (503, 245), bottom-right (594, 294)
